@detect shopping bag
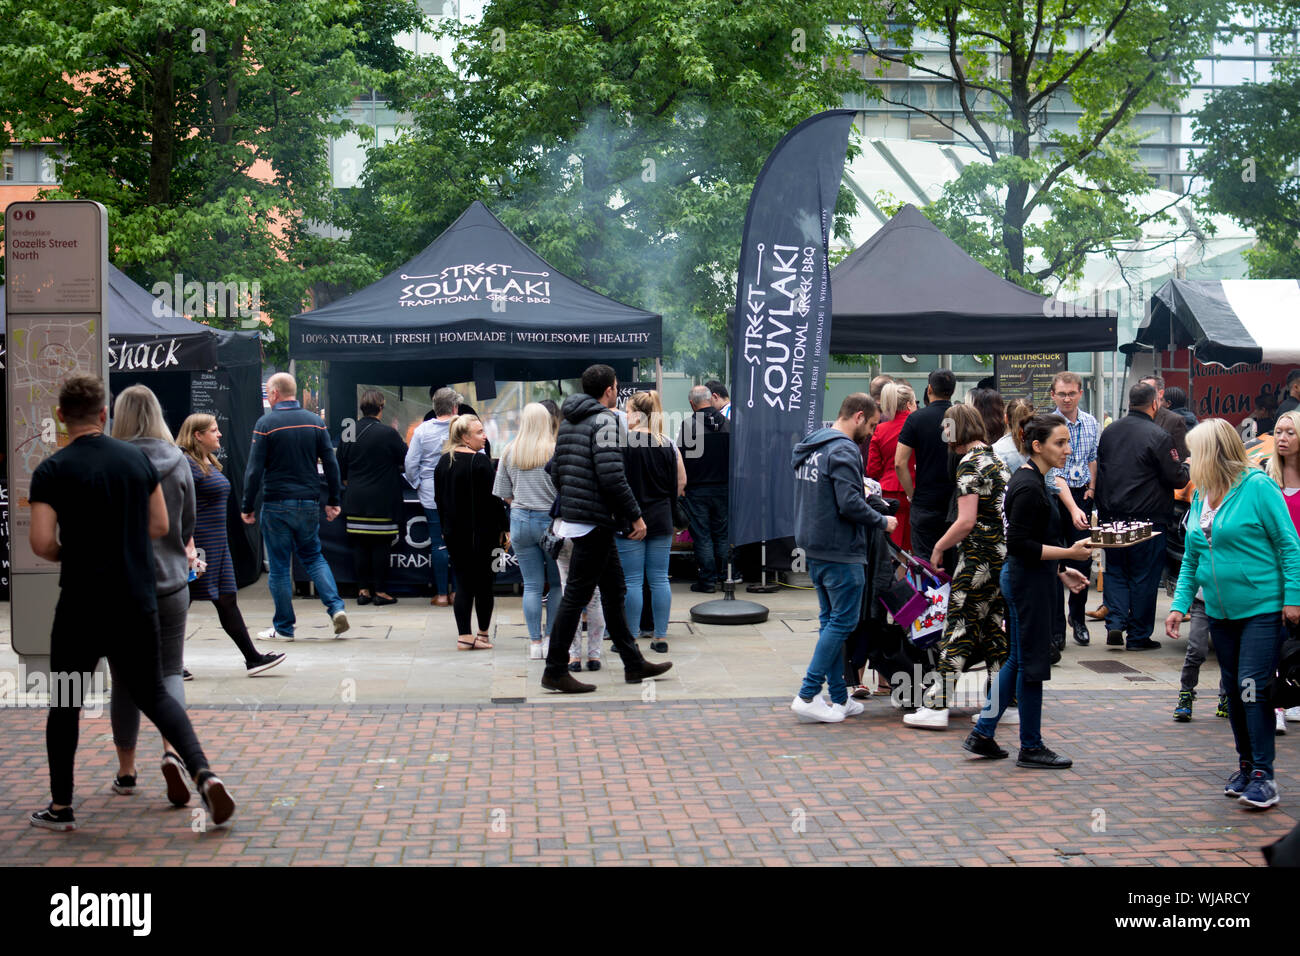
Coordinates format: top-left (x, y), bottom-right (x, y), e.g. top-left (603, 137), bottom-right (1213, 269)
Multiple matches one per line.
top-left (879, 542), bottom-right (950, 649)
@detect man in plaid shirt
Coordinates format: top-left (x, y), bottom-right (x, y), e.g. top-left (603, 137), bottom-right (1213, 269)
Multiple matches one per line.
top-left (1047, 371), bottom-right (1099, 648)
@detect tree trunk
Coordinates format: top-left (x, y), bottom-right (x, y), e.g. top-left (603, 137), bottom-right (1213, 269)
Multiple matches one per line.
top-left (1002, 27), bottom-right (1031, 279)
top-left (146, 31), bottom-right (176, 207)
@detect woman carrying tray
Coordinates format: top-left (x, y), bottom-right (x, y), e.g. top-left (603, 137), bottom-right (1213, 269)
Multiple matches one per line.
top-left (903, 404), bottom-right (1010, 731)
top-left (965, 413), bottom-right (1093, 767)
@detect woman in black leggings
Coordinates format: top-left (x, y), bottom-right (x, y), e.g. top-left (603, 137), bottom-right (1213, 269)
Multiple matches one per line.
top-left (434, 415), bottom-right (509, 650)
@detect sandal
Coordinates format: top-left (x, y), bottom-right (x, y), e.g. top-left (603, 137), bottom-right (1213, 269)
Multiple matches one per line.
top-left (457, 635), bottom-right (478, 651)
top-left (474, 631), bottom-right (494, 649)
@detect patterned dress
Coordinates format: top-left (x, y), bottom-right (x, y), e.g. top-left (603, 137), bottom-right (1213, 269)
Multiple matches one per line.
top-left (936, 445), bottom-right (1010, 685)
top-left (188, 458), bottom-right (238, 600)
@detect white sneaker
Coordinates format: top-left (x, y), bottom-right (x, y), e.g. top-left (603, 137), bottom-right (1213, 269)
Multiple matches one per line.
top-left (903, 706), bottom-right (950, 730)
top-left (822, 695), bottom-right (865, 718)
top-left (331, 610), bottom-right (350, 636)
top-left (971, 707), bottom-right (1019, 725)
top-left (258, 626), bottom-right (293, 641)
top-left (1286, 706), bottom-right (1300, 723)
top-left (528, 641), bottom-right (544, 660)
top-left (1278, 709), bottom-right (1288, 736)
top-left (791, 694), bottom-right (845, 723)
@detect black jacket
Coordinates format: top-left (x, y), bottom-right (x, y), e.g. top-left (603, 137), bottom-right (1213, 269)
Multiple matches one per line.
top-left (242, 400), bottom-right (341, 510)
top-left (552, 394), bottom-right (641, 529)
top-left (338, 417), bottom-right (407, 521)
top-left (1096, 410), bottom-right (1190, 525)
top-left (678, 407), bottom-right (729, 488)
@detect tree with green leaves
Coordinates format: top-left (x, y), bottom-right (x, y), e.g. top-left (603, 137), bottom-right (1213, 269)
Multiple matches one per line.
top-left (0, 0), bottom-right (422, 364)
top-left (344, 0), bottom-right (867, 376)
top-left (1191, 53), bottom-right (1300, 277)
top-left (844, 0), bottom-right (1235, 290)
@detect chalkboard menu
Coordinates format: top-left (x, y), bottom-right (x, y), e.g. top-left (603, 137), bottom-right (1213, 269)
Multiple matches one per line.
top-left (190, 370), bottom-right (231, 467)
top-left (995, 353), bottom-right (1066, 409)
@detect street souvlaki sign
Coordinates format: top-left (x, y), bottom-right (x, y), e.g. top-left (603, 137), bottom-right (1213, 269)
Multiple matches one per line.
top-left (288, 201), bottom-right (661, 362)
top-left (398, 263), bottom-right (552, 308)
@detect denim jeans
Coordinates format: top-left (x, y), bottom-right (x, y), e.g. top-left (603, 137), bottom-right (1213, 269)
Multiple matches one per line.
top-left (684, 485), bottom-right (728, 583)
top-left (1210, 611), bottom-right (1286, 778)
top-left (422, 507), bottom-right (455, 596)
top-left (511, 508), bottom-right (559, 641)
top-left (975, 562), bottom-right (1045, 749)
top-left (262, 499), bottom-right (344, 636)
top-left (1103, 526), bottom-right (1166, 643)
top-left (1179, 598), bottom-right (1226, 696)
top-left (798, 560), bottom-right (865, 706)
top-left (615, 534), bottom-right (672, 639)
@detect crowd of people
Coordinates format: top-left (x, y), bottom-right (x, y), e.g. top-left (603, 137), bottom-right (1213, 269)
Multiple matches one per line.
top-left (27, 359), bottom-right (1300, 832)
top-left (792, 368), bottom-right (1300, 809)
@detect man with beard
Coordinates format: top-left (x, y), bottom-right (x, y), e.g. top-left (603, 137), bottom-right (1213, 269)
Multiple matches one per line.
top-left (790, 394), bottom-right (898, 723)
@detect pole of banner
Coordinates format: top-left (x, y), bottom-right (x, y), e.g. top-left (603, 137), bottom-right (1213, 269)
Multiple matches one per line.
top-left (655, 357), bottom-right (663, 393)
top-left (747, 540), bottom-right (780, 594)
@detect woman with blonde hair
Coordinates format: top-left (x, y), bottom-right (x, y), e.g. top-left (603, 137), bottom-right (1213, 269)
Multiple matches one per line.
top-left (107, 387), bottom-right (204, 805)
top-left (176, 413), bottom-right (285, 678)
top-left (435, 415), bottom-right (509, 650)
top-left (494, 402), bottom-right (561, 659)
top-left (612, 390), bottom-right (686, 658)
top-left (1167, 418), bottom-right (1300, 809)
top-left (866, 381), bottom-right (916, 548)
top-left (992, 398), bottom-right (1035, 472)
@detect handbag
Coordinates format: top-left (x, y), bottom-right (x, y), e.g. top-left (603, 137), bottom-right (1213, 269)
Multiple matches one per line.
top-left (541, 519), bottom-right (566, 560)
top-left (672, 495), bottom-right (689, 532)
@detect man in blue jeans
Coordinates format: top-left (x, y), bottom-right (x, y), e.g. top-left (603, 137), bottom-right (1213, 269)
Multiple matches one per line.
top-left (790, 394), bottom-right (896, 723)
top-left (242, 372), bottom-right (349, 640)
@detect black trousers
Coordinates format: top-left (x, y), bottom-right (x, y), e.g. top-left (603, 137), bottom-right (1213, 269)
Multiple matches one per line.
top-left (545, 526), bottom-right (646, 677)
top-left (1062, 485), bottom-right (1093, 623)
top-left (349, 533), bottom-right (392, 594)
top-left (448, 545), bottom-right (494, 635)
top-left (910, 503), bottom-right (956, 575)
top-left (47, 601), bottom-right (209, 806)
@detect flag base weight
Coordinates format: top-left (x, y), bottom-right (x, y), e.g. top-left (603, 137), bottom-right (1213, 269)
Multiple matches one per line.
top-left (689, 577), bottom-right (769, 625)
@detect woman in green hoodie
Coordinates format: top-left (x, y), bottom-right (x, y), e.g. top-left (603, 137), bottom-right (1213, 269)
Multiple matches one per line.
top-left (1166, 418), bottom-right (1300, 810)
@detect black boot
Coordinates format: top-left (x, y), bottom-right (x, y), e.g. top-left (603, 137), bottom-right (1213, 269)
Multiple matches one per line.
top-left (541, 670), bottom-right (596, 693)
top-left (624, 659), bottom-right (673, 683)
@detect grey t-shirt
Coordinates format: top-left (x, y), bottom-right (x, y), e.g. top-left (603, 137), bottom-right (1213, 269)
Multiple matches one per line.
top-left (493, 454), bottom-right (556, 512)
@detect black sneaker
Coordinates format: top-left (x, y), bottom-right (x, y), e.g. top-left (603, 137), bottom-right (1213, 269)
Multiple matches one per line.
top-left (182, 668), bottom-right (194, 681)
top-left (161, 752), bottom-right (191, 807)
top-left (30, 804), bottom-right (77, 831)
top-left (1016, 746), bottom-right (1073, 769)
top-left (112, 774), bottom-right (137, 795)
top-left (1106, 629), bottom-right (1124, 646)
top-left (1071, 618), bottom-right (1090, 646)
top-left (690, 581), bottom-right (716, 593)
top-left (196, 771), bottom-right (236, 827)
top-left (1127, 638), bottom-right (1161, 651)
top-left (585, 660), bottom-right (601, 671)
top-left (568, 661), bottom-right (582, 673)
top-left (963, 731), bottom-right (1009, 759)
top-left (650, 639), bottom-right (669, 653)
top-left (246, 652), bottom-right (286, 676)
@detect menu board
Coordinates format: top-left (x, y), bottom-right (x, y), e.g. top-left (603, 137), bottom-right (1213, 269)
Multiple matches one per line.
top-left (190, 370), bottom-right (232, 467)
top-left (995, 353), bottom-right (1066, 409)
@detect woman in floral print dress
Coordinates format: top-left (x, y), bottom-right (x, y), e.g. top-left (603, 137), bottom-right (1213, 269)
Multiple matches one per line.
top-left (904, 403), bottom-right (1010, 731)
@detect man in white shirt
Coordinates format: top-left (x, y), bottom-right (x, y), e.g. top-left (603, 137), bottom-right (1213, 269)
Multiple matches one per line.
top-left (404, 387), bottom-right (461, 605)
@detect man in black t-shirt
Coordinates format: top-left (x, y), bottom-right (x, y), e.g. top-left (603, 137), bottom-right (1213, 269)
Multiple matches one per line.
top-left (27, 374), bottom-right (235, 832)
top-left (894, 369), bottom-right (957, 570)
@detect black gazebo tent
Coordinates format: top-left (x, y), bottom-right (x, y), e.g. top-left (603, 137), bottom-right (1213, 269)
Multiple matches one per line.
top-left (828, 205), bottom-right (1117, 353)
top-left (0, 264), bottom-right (265, 590)
top-left (290, 201), bottom-right (662, 430)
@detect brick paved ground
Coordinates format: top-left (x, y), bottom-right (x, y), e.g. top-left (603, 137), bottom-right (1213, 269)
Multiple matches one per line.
top-left (1, 690), bottom-right (1295, 866)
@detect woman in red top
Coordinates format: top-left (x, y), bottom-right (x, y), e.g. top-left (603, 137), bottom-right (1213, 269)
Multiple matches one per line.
top-left (1270, 410), bottom-right (1300, 728)
top-left (867, 382), bottom-right (917, 548)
